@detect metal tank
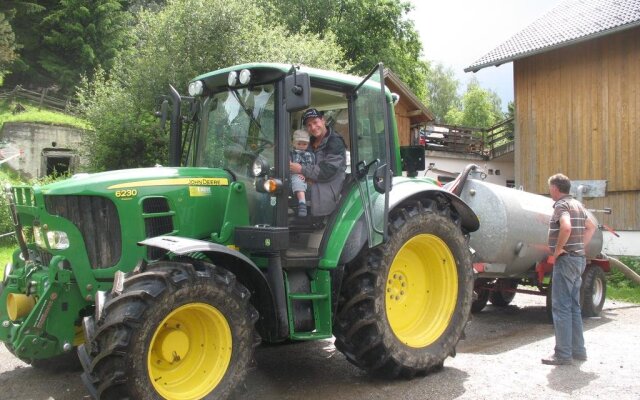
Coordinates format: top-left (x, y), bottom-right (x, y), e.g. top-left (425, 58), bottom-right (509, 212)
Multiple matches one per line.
top-left (458, 176), bottom-right (603, 278)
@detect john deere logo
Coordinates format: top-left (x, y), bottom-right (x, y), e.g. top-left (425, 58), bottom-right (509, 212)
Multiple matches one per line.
top-left (264, 238), bottom-right (271, 247)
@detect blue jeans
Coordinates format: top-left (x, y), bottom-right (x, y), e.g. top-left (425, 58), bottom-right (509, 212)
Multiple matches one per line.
top-left (551, 254), bottom-right (587, 359)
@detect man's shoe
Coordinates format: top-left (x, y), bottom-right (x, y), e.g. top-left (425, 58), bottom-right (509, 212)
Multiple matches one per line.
top-left (573, 354), bottom-right (587, 361)
top-left (297, 203), bottom-right (307, 217)
top-left (541, 355), bottom-right (572, 365)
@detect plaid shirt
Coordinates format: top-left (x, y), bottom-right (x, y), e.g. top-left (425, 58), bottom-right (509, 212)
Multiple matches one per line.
top-left (290, 149), bottom-right (315, 166)
top-left (548, 195), bottom-right (588, 256)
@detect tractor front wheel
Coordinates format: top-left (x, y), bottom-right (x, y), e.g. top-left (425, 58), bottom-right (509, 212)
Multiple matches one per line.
top-left (79, 260), bottom-right (258, 400)
top-left (334, 200), bottom-right (473, 377)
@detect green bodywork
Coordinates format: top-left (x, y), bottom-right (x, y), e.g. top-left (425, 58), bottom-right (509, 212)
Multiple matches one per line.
top-left (0, 63), bottom-right (447, 359)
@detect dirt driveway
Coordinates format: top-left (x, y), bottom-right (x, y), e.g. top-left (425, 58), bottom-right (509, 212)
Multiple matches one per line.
top-left (1, 295), bottom-right (639, 400)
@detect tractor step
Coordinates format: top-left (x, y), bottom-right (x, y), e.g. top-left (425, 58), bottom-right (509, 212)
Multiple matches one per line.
top-left (288, 292), bottom-right (327, 300)
top-left (286, 270), bottom-right (332, 340)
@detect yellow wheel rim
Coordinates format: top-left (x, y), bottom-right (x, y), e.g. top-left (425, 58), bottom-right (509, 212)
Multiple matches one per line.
top-left (148, 303), bottom-right (232, 400)
top-left (385, 233), bottom-right (458, 348)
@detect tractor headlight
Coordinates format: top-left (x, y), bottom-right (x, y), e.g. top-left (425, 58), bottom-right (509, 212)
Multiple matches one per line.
top-left (251, 157), bottom-right (269, 177)
top-left (188, 80), bottom-right (204, 96)
top-left (47, 231), bottom-right (70, 250)
top-left (238, 69), bottom-right (251, 85)
top-left (228, 71), bottom-right (238, 87)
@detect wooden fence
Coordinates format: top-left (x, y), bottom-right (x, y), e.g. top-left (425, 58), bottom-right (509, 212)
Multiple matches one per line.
top-left (0, 85), bottom-right (76, 113)
top-left (422, 117), bottom-right (514, 159)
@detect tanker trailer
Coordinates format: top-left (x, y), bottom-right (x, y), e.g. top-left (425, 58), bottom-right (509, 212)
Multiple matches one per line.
top-left (446, 165), bottom-right (609, 317)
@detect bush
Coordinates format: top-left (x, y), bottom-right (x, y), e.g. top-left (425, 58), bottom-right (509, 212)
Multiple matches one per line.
top-left (608, 256), bottom-right (640, 288)
top-left (0, 167), bottom-right (71, 246)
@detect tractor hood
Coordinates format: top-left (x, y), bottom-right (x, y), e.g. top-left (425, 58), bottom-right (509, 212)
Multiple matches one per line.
top-left (38, 167), bottom-right (234, 196)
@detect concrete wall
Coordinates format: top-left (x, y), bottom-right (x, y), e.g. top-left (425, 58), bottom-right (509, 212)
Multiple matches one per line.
top-left (423, 151), bottom-right (516, 187)
top-left (0, 122), bottom-right (85, 179)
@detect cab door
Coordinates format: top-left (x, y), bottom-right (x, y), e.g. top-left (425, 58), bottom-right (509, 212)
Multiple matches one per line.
top-left (349, 63), bottom-right (392, 247)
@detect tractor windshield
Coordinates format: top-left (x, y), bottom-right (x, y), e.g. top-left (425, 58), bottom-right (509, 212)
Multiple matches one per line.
top-left (198, 84), bottom-right (276, 225)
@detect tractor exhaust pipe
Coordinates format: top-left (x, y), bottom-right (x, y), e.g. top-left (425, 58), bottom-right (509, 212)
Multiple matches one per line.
top-left (606, 255), bottom-right (640, 285)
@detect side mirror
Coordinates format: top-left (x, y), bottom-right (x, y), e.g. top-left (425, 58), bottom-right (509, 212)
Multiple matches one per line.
top-left (373, 163), bottom-right (391, 194)
top-left (284, 72), bottom-right (310, 112)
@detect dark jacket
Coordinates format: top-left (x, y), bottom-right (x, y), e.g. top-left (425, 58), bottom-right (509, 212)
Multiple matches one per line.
top-left (301, 127), bottom-right (346, 216)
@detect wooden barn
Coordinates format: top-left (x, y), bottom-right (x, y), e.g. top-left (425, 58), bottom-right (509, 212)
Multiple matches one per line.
top-left (466, 0), bottom-right (640, 244)
top-left (384, 69), bottom-right (434, 146)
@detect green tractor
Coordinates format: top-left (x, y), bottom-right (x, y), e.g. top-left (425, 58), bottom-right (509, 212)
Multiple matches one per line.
top-left (0, 63), bottom-right (479, 399)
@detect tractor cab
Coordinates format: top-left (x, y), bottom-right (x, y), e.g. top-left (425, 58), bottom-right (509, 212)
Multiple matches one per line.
top-left (166, 63), bottom-right (395, 266)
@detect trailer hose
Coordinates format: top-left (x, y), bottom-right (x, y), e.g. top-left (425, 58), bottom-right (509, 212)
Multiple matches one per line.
top-left (606, 255), bottom-right (640, 285)
top-left (446, 164), bottom-right (479, 196)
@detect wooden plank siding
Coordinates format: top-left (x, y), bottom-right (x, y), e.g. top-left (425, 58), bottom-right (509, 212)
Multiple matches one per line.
top-left (514, 26), bottom-right (640, 230)
top-left (393, 99), bottom-right (412, 146)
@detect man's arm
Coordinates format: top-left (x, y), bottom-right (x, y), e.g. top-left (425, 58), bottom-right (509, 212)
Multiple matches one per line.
top-left (583, 215), bottom-right (597, 249)
top-left (553, 213), bottom-right (572, 259)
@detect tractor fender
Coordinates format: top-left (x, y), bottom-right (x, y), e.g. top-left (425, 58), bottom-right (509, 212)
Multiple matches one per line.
top-left (388, 178), bottom-right (480, 233)
top-left (139, 236), bottom-right (276, 333)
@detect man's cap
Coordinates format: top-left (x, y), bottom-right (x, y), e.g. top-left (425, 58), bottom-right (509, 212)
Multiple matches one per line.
top-left (302, 108), bottom-right (323, 125)
top-left (292, 129), bottom-right (310, 142)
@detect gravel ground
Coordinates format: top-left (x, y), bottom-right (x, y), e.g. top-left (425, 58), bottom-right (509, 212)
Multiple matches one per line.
top-left (1, 295), bottom-right (639, 400)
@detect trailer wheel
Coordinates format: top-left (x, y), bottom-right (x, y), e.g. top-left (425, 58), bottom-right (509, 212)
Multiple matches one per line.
top-left (489, 279), bottom-right (518, 307)
top-left (471, 279), bottom-right (490, 313)
top-left (581, 264), bottom-right (606, 317)
top-left (79, 260), bottom-right (258, 400)
top-left (334, 200), bottom-right (473, 377)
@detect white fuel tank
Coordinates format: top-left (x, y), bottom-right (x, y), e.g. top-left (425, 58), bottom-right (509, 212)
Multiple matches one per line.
top-left (458, 178), bottom-right (603, 278)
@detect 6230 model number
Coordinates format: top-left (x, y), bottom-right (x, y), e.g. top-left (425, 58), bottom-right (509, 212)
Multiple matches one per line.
top-left (115, 189), bottom-right (138, 198)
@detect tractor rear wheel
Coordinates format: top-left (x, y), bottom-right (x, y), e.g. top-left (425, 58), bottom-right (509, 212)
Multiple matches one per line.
top-left (334, 200), bottom-right (473, 377)
top-left (489, 278), bottom-right (518, 307)
top-left (79, 260), bottom-right (258, 400)
top-left (581, 264), bottom-right (606, 317)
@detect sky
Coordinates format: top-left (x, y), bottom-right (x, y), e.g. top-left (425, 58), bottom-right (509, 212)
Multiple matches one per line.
top-left (407, 0), bottom-right (563, 110)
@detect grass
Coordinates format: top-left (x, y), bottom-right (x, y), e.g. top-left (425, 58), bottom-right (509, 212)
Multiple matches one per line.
top-left (607, 286), bottom-right (640, 303)
top-left (0, 244), bottom-right (14, 276)
top-left (0, 99), bottom-right (90, 131)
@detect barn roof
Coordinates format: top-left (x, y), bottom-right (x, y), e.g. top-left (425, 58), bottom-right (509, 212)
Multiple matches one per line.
top-left (465, 0), bottom-right (640, 72)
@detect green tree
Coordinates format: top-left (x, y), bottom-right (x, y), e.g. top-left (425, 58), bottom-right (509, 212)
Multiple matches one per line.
top-left (424, 62), bottom-right (460, 123)
top-left (2, 1), bottom-right (58, 89)
top-left (0, 12), bottom-right (17, 82)
top-left (38, 0), bottom-right (131, 93)
top-left (79, 0), bottom-right (347, 171)
top-left (258, 0), bottom-right (427, 100)
top-left (446, 77), bottom-right (503, 128)
top-left (0, 1), bottom-right (45, 85)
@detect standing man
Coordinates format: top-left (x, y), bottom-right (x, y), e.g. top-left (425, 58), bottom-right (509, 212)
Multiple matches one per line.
top-left (542, 173), bottom-right (597, 365)
top-left (289, 108), bottom-right (346, 217)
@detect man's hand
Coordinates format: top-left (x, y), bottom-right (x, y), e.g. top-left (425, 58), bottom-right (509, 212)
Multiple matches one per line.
top-left (289, 161), bottom-right (302, 174)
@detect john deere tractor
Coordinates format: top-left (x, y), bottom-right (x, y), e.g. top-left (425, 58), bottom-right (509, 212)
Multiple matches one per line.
top-left (0, 63), bottom-right (479, 399)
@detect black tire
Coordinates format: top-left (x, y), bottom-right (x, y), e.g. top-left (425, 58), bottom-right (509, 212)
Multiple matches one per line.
top-left (471, 283), bottom-right (490, 314)
top-left (79, 260), bottom-right (258, 400)
top-left (333, 199), bottom-right (473, 378)
top-left (581, 264), bottom-right (606, 317)
top-left (489, 278), bottom-right (519, 307)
